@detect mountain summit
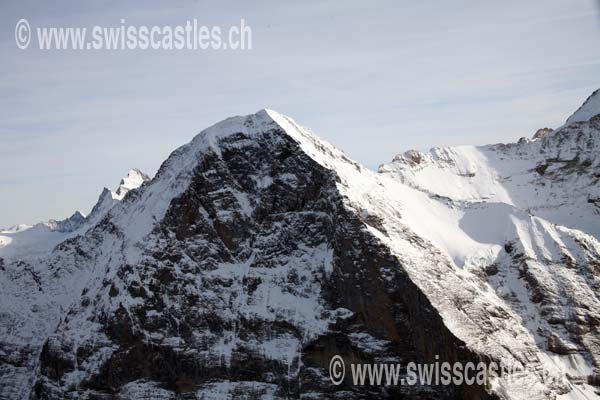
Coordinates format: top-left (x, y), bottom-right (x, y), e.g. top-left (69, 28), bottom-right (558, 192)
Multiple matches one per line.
top-left (115, 168), bottom-right (151, 200)
top-left (1, 95), bottom-right (599, 399)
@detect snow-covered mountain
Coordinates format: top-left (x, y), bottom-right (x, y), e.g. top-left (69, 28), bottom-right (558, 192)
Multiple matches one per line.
top-left (378, 111), bottom-right (600, 240)
top-left (0, 92), bottom-right (599, 399)
top-left (85, 168), bottom-right (151, 226)
top-left (0, 169), bottom-right (149, 260)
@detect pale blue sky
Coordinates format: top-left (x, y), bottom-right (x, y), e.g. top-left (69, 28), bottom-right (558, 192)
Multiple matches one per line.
top-left (1, 0), bottom-right (600, 227)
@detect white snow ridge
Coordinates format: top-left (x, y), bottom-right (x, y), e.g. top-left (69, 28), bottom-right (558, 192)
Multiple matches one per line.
top-left (1, 92), bottom-right (599, 400)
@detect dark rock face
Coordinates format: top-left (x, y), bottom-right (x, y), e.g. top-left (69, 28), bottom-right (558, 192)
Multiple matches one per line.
top-left (31, 128), bottom-right (496, 399)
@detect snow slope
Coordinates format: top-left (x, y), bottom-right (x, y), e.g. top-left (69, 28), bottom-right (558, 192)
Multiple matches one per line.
top-left (379, 116), bottom-right (600, 240)
top-left (567, 89), bottom-right (600, 124)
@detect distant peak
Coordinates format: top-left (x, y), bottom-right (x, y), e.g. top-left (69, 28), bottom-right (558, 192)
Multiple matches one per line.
top-left (71, 210), bottom-right (86, 219)
top-left (41, 210), bottom-right (86, 233)
top-left (565, 88), bottom-right (600, 125)
top-left (126, 168), bottom-right (149, 179)
top-left (114, 168), bottom-right (150, 199)
top-left (121, 168), bottom-right (150, 184)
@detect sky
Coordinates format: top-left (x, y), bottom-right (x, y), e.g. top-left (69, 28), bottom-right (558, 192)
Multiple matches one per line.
top-left (1, 0), bottom-right (600, 227)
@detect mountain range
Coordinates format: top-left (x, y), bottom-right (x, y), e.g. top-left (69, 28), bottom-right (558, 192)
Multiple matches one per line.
top-left (1, 90), bottom-right (599, 399)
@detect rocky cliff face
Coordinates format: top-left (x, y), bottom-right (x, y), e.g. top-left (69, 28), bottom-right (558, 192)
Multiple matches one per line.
top-left (1, 98), bottom-right (600, 399)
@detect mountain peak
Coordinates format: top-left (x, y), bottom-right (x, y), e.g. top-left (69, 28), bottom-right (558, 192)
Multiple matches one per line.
top-left (85, 168), bottom-right (150, 226)
top-left (178, 108), bottom-right (350, 175)
top-left (114, 168), bottom-right (151, 199)
top-left (42, 210), bottom-right (86, 232)
top-left (566, 88), bottom-right (600, 124)
top-left (186, 109), bottom-right (281, 149)
top-left (187, 109), bottom-right (313, 145)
